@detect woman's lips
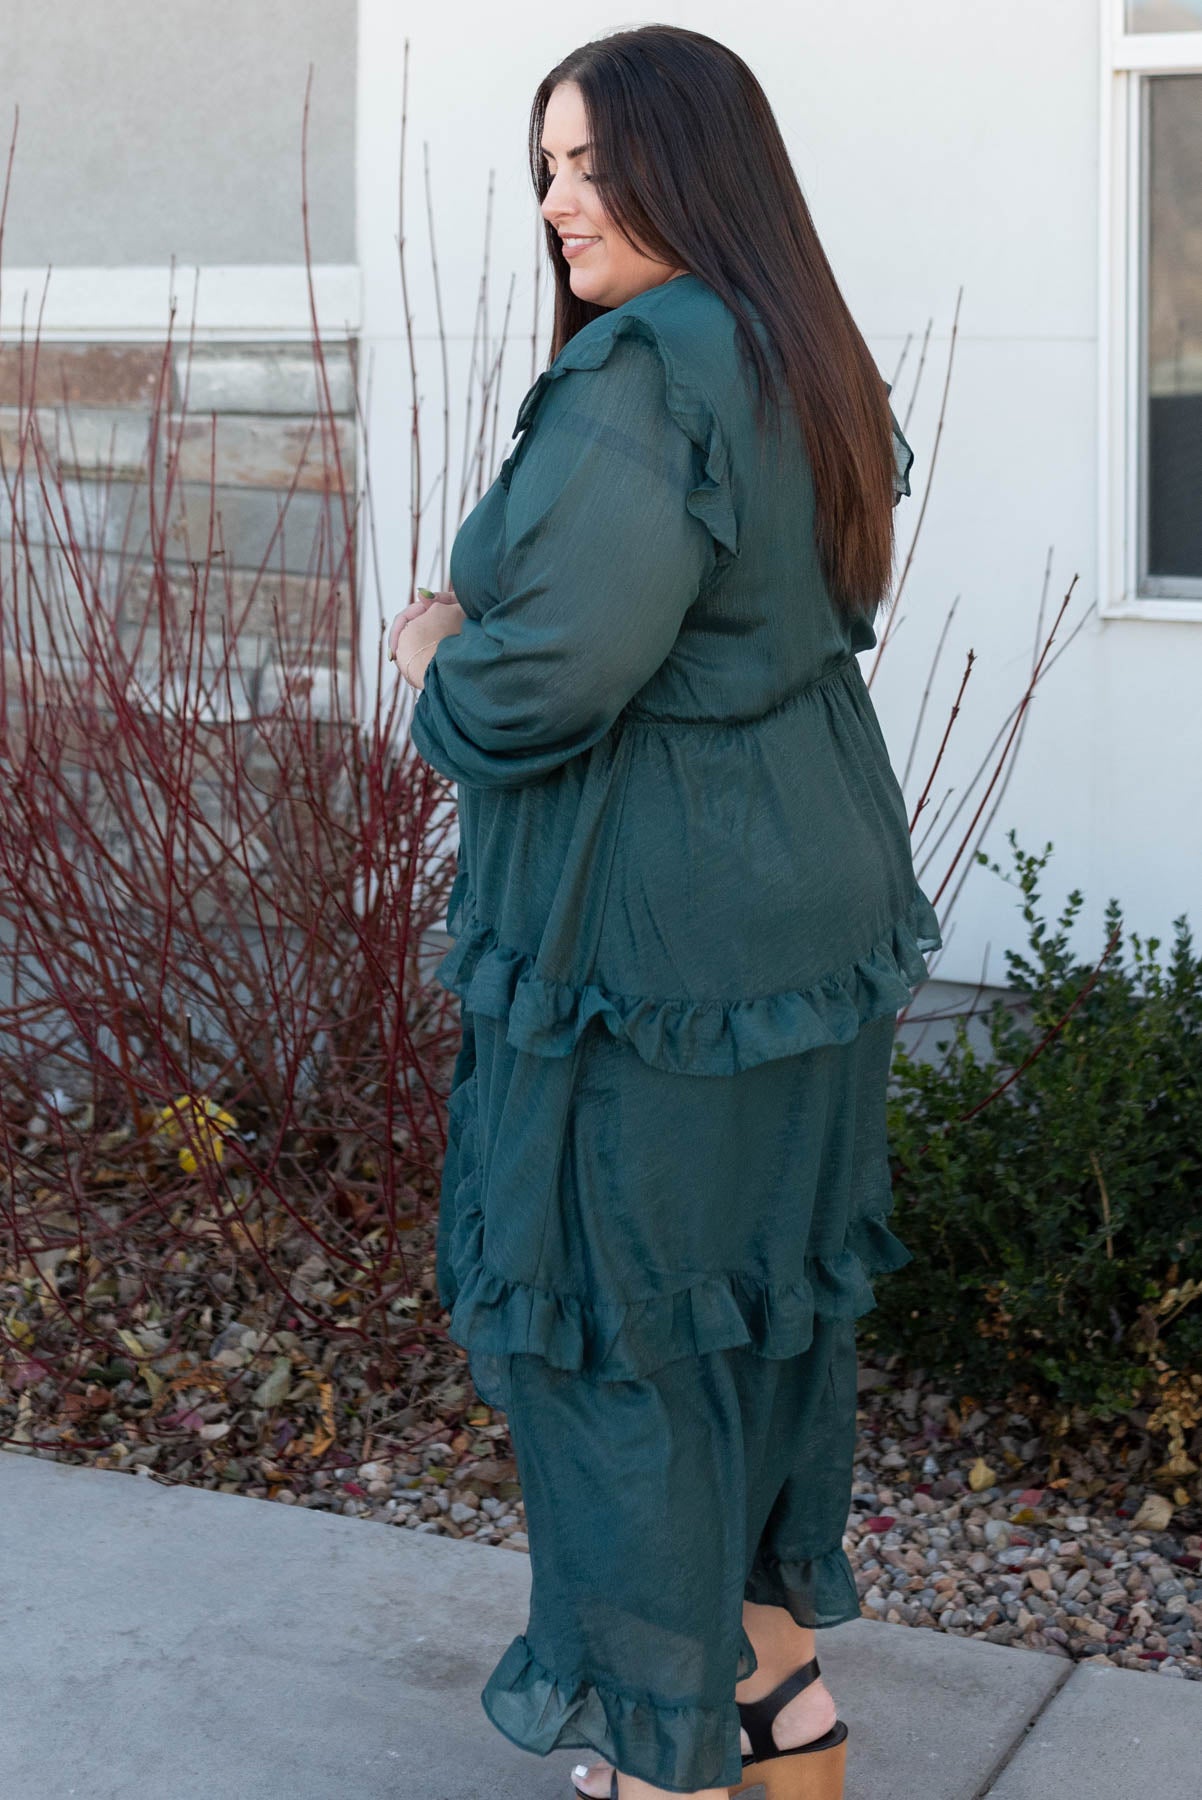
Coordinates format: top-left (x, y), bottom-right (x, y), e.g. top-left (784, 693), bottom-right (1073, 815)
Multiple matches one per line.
top-left (562, 236), bottom-right (600, 259)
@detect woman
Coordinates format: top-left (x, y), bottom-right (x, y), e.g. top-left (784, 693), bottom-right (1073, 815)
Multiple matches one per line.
top-left (387, 25), bottom-right (941, 1800)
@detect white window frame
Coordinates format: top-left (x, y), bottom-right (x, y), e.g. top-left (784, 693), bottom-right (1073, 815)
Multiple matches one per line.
top-left (1101, 2), bottom-right (1202, 621)
top-left (0, 266), bottom-right (361, 340)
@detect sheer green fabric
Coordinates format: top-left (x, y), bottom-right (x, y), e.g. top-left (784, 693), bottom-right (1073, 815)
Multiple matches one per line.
top-left (409, 272), bottom-right (941, 1794)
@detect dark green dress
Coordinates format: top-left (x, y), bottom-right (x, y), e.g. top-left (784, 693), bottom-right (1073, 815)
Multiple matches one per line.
top-left (410, 271), bottom-right (941, 1793)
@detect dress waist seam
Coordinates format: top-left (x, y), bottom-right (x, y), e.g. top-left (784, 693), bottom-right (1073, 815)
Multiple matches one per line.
top-left (620, 647), bottom-right (860, 732)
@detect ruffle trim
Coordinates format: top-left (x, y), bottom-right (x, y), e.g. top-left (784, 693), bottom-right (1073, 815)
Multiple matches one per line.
top-left (446, 1206), bottom-right (912, 1387)
top-left (433, 877), bottom-right (943, 1079)
top-left (482, 1535), bottom-right (862, 1794)
top-left (743, 1545), bottom-right (863, 1631)
top-left (439, 1053), bottom-right (912, 1385)
top-left (502, 308), bottom-right (740, 563)
top-left (885, 380), bottom-right (913, 506)
top-left (481, 1633), bottom-right (745, 1792)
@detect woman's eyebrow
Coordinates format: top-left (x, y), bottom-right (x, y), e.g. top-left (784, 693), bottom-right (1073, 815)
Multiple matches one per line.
top-left (539, 142), bottom-right (592, 159)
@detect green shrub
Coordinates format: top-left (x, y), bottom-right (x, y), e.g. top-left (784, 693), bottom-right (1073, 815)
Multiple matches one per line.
top-left (870, 833), bottom-right (1202, 1454)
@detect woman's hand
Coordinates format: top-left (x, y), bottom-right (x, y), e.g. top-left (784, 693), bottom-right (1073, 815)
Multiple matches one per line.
top-left (387, 588), bottom-right (465, 690)
top-left (387, 586), bottom-right (459, 660)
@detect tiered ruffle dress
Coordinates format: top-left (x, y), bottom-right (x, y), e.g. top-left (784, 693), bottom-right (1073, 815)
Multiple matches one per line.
top-left (409, 271), bottom-right (942, 1794)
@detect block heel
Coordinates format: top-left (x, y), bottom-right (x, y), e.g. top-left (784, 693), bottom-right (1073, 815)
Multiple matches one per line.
top-left (728, 1656), bottom-right (847, 1800)
top-left (569, 1657), bottom-right (847, 1800)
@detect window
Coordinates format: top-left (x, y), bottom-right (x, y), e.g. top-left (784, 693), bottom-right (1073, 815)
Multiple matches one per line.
top-left (1144, 75), bottom-right (1202, 594)
top-left (1103, 5), bottom-right (1202, 617)
top-left (1126, 2), bottom-right (1202, 33)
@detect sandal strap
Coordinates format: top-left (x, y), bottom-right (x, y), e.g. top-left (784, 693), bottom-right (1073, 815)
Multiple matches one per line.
top-left (737, 1656), bottom-right (822, 1763)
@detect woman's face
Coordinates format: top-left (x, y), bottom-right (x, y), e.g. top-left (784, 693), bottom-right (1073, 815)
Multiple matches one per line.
top-left (539, 80), bottom-right (687, 309)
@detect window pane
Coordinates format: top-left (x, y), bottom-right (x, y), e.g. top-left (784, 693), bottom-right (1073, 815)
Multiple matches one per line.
top-left (1145, 74), bottom-right (1202, 587)
top-left (1127, 1), bottom-right (1202, 31)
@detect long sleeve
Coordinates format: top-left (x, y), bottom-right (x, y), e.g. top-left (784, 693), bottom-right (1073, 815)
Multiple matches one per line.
top-left (409, 332), bottom-right (718, 789)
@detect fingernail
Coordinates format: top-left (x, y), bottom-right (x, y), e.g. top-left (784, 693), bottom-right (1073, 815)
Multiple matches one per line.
top-left (417, 586), bottom-right (435, 598)
top-left (572, 1766), bottom-right (590, 1780)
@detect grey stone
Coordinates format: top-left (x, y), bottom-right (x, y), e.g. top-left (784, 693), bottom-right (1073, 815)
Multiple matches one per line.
top-left (0, 472), bottom-right (338, 575)
top-left (171, 413), bottom-right (357, 490)
top-left (0, 405), bottom-right (151, 476)
top-left (0, 344), bottom-right (163, 409)
top-left (251, 1356), bottom-right (293, 1410)
top-left (997, 1546), bottom-right (1029, 1568)
top-left (175, 350), bottom-right (354, 417)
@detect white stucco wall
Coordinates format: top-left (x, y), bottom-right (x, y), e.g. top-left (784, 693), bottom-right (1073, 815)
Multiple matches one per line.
top-left (364, 1), bottom-right (1199, 994)
top-left (0, 0), bottom-right (356, 264)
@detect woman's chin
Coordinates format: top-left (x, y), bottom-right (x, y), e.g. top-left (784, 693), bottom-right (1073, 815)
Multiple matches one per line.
top-left (570, 271), bottom-right (613, 308)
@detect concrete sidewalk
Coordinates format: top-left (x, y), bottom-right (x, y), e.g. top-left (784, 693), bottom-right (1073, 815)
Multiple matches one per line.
top-left (1, 1451), bottom-right (1198, 1799)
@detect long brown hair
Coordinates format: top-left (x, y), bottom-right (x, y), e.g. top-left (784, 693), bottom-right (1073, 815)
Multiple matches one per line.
top-left (529, 25), bottom-right (902, 624)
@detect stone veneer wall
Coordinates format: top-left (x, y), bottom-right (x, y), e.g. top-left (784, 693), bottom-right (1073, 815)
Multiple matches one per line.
top-left (0, 339), bottom-right (362, 969)
top-left (0, 338), bottom-right (358, 707)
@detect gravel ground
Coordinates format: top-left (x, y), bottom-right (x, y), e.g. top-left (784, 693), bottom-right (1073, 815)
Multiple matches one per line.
top-left (255, 1383), bottom-right (1200, 1686)
top-left (849, 1360), bottom-right (1202, 1680)
top-left (266, 1438), bottom-right (1200, 1684)
top-left (847, 1480), bottom-right (1201, 1677)
top-left (48, 1304), bottom-right (1196, 1685)
top-left (248, 1353), bottom-right (1194, 1684)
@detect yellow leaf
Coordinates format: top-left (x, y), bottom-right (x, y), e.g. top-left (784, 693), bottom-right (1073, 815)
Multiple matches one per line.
top-left (968, 1458), bottom-right (998, 1492)
top-left (154, 1093), bottom-right (238, 1175)
top-left (302, 1369), bottom-right (337, 1459)
top-left (141, 1366), bottom-right (164, 1401)
top-left (116, 1328), bottom-right (147, 1359)
top-left (317, 1378), bottom-right (335, 1426)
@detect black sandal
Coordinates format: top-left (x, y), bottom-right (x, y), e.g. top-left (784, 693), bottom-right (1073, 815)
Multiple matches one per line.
top-left (728, 1656), bottom-right (848, 1799)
